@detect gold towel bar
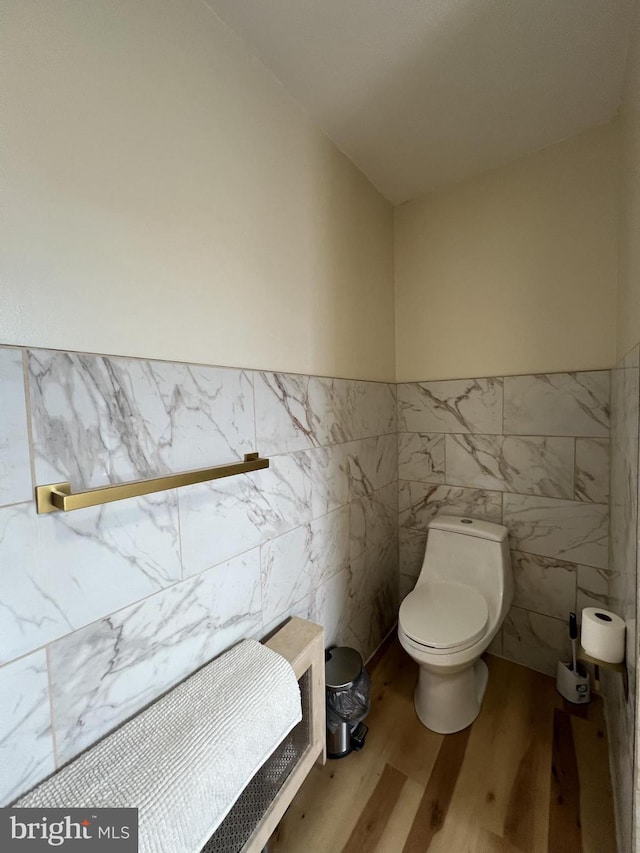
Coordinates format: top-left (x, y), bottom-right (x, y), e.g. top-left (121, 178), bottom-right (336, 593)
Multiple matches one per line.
top-left (35, 452), bottom-right (269, 514)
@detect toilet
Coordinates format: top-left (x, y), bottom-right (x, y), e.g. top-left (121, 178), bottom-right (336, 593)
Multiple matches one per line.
top-left (398, 514), bottom-right (513, 734)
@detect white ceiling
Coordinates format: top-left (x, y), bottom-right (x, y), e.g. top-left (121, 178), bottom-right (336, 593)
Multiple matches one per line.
top-left (204, 0), bottom-right (635, 204)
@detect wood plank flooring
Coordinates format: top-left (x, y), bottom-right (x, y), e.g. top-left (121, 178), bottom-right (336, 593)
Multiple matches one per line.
top-left (270, 640), bottom-right (617, 853)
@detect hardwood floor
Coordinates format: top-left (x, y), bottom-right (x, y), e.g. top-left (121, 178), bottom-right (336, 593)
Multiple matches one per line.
top-left (270, 640), bottom-right (617, 853)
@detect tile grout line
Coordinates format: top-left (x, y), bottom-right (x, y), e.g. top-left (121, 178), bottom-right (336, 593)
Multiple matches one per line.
top-left (3, 346), bottom-right (614, 756)
top-left (0, 498), bottom-right (33, 511)
top-left (44, 645), bottom-right (61, 770)
top-left (3, 346), bottom-right (613, 789)
top-left (4, 343), bottom-right (396, 386)
top-left (0, 642), bottom-right (56, 671)
top-left (398, 515), bottom-right (607, 570)
top-left (2, 342), bottom-right (614, 388)
top-left (4, 541), bottom-right (266, 671)
top-left (2, 449), bottom-right (395, 670)
top-left (396, 428), bottom-right (610, 440)
top-left (6, 477), bottom-right (349, 667)
top-left (396, 476), bottom-right (609, 506)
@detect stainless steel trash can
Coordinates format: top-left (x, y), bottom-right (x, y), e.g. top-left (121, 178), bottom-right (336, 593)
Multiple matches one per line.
top-left (325, 646), bottom-right (369, 759)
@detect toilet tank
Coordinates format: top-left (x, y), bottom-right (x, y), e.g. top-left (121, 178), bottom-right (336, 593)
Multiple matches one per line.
top-left (419, 515), bottom-right (512, 608)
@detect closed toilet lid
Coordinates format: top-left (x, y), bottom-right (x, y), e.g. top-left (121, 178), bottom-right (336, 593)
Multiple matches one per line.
top-left (399, 581), bottom-right (489, 650)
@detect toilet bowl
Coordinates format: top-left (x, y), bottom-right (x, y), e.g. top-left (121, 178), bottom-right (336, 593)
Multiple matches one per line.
top-left (398, 514), bottom-right (512, 734)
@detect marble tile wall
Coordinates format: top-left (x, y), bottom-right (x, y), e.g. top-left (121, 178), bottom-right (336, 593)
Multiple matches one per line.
top-left (397, 371), bottom-right (611, 677)
top-left (0, 346), bottom-right (398, 805)
top-left (607, 345), bottom-right (639, 853)
top-left (2, 347), bottom-right (628, 820)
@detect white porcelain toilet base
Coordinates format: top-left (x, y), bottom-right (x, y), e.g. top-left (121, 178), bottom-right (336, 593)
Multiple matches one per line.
top-left (414, 658), bottom-right (489, 734)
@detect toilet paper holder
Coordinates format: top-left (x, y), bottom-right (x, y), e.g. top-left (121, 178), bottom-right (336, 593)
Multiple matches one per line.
top-left (577, 645), bottom-right (628, 701)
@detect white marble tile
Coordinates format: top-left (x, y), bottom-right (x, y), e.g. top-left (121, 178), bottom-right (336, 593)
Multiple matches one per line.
top-left (399, 572), bottom-right (418, 602)
top-left (178, 476), bottom-right (263, 577)
top-left (261, 526), bottom-right (314, 629)
top-left (346, 434), bottom-right (397, 500)
top-left (0, 651), bottom-right (55, 806)
top-left (310, 569), bottom-right (353, 650)
top-left (261, 507), bottom-right (350, 628)
top-left (350, 482), bottom-right (398, 561)
top-left (0, 348), bottom-right (31, 507)
top-left (0, 494), bottom-right (181, 663)
top-left (486, 629), bottom-right (503, 658)
top-left (398, 378), bottom-right (503, 434)
top-left (503, 494), bottom-right (608, 569)
top-left (179, 451), bottom-right (311, 577)
top-left (608, 572), bottom-right (637, 651)
top-left (446, 434), bottom-right (574, 499)
top-left (309, 444), bottom-right (350, 518)
top-left (503, 371), bottom-right (610, 437)
top-left (398, 526), bottom-right (429, 603)
top-left (397, 433), bottom-right (445, 483)
top-left (247, 450), bottom-right (313, 540)
top-left (576, 565), bottom-right (615, 612)
top-left (308, 376), bottom-right (352, 445)
top-left (346, 537), bottom-right (398, 661)
top-left (254, 372), bottom-right (350, 455)
top-left (399, 526), bottom-right (427, 579)
top-left (49, 548), bottom-right (262, 764)
top-left (260, 591), bottom-right (316, 642)
top-left (323, 375), bottom-right (395, 444)
top-left (605, 664), bottom-right (635, 853)
top-left (511, 550), bottom-right (576, 620)
top-left (346, 381), bottom-right (396, 440)
top-left (398, 482), bottom-right (503, 533)
top-left (575, 438), bottom-right (610, 504)
top-left (29, 350), bottom-right (255, 489)
top-left (311, 506), bottom-right (351, 587)
top-left (502, 607), bottom-right (570, 676)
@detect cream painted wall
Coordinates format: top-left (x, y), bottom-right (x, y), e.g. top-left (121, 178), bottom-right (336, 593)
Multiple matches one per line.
top-left (1, 0), bottom-right (395, 381)
top-left (618, 1), bottom-right (640, 359)
top-left (395, 123), bottom-right (619, 382)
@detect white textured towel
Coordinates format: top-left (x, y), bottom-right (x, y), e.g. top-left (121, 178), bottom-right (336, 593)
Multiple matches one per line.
top-left (17, 640), bottom-right (301, 852)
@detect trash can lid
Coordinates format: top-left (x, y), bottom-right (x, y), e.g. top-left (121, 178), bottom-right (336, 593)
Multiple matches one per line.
top-left (325, 646), bottom-right (363, 689)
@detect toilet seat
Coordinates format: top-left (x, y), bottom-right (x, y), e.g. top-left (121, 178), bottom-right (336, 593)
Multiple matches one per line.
top-left (399, 581), bottom-right (489, 650)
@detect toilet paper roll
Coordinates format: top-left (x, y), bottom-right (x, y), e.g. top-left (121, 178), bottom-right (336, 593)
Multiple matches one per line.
top-left (581, 607), bottom-right (625, 664)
